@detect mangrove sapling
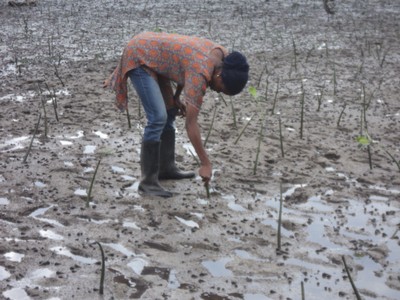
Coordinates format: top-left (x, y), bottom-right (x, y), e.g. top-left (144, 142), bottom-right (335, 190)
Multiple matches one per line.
top-left (37, 85), bottom-right (48, 139)
top-left (384, 150), bottom-right (400, 173)
top-left (276, 182), bottom-right (284, 254)
top-left (299, 81), bottom-right (305, 140)
top-left (271, 78), bottom-right (280, 115)
top-left (253, 114), bottom-right (266, 175)
top-left (342, 256), bottom-right (362, 300)
top-left (44, 83), bottom-right (59, 122)
top-left (301, 281), bottom-right (305, 300)
top-left (279, 116), bottom-right (284, 158)
top-left (316, 87), bottom-right (324, 112)
top-left (23, 113), bottom-right (42, 164)
top-left (95, 242), bottom-right (105, 295)
top-left (337, 103), bottom-right (347, 127)
top-left (86, 158), bottom-right (102, 208)
top-left (229, 97), bottom-right (237, 128)
top-left (234, 113), bottom-right (255, 145)
top-left (126, 106), bottom-right (132, 129)
top-left (356, 134), bottom-right (373, 170)
top-left (291, 35), bottom-right (298, 73)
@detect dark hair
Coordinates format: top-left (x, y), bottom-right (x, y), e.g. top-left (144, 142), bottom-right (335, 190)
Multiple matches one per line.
top-left (221, 51), bottom-right (249, 95)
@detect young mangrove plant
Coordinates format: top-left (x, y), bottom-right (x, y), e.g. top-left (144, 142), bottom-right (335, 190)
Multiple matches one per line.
top-left (126, 105), bottom-right (132, 129)
top-left (23, 113), bottom-right (42, 164)
top-left (253, 114), bottom-right (266, 175)
top-left (276, 182), bottom-right (284, 254)
top-left (384, 150), bottom-right (400, 173)
top-left (279, 116), bottom-right (285, 158)
top-left (299, 81), bottom-right (305, 140)
top-left (337, 103), bottom-right (347, 127)
top-left (86, 158), bottom-right (102, 208)
top-left (301, 281), bottom-right (305, 300)
top-left (342, 256), bottom-right (362, 300)
top-left (234, 113), bottom-right (256, 145)
top-left (271, 78), bottom-right (280, 115)
top-left (356, 134), bottom-right (373, 170)
top-left (95, 241), bottom-right (105, 295)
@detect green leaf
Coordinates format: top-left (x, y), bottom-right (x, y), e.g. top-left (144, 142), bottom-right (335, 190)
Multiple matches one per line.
top-left (356, 135), bottom-right (370, 145)
top-left (248, 86), bottom-right (257, 99)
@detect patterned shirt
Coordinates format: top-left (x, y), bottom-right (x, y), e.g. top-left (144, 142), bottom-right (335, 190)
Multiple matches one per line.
top-left (108, 32), bottom-right (228, 111)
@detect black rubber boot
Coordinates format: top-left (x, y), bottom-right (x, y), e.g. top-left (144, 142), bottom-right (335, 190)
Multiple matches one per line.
top-left (139, 141), bottom-right (173, 198)
top-left (159, 129), bottom-right (195, 180)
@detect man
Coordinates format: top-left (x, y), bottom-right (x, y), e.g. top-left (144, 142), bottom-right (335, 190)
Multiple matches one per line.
top-left (105, 32), bottom-right (249, 197)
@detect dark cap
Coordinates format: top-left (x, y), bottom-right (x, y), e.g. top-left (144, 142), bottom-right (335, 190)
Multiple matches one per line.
top-left (221, 51), bottom-right (249, 95)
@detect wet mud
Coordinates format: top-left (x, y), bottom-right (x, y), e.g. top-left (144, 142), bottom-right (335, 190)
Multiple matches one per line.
top-left (1, 0), bottom-right (400, 299)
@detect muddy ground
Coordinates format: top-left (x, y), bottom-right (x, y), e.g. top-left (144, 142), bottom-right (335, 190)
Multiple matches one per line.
top-left (1, 0), bottom-right (400, 299)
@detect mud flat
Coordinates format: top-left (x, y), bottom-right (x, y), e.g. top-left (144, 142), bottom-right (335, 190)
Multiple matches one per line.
top-left (1, 0), bottom-right (399, 299)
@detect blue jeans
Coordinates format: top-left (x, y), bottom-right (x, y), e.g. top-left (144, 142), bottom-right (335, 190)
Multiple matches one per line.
top-left (129, 67), bottom-right (176, 142)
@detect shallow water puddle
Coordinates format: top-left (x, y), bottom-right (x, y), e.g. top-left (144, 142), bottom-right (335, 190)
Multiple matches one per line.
top-left (243, 294), bottom-right (270, 300)
top-left (59, 140), bottom-right (73, 146)
top-left (103, 243), bottom-right (145, 258)
top-left (222, 194), bottom-right (247, 212)
top-left (29, 206), bottom-right (64, 227)
top-left (267, 180), bottom-right (400, 299)
top-left (39, 229), bottom-right (64, 240)
top-left (4, 252), bottom-right (25, 262)
top-left (34, 181), bottom-right (46, 188)
top-left (167, 269), bottom-right (180, 289)
top-left (93, 130), bottom-right (109, 139)
top-left (2, 288), bottom-right (30, 300)
top-left (0, 136), bottom-right (30, 152)
top-left (0, 265), bottom-right (11, 280)
top-left (123, 220), bottom-right (141, 229)
top-left (128, 258), bottom-right (148, 275)
top-left (175, 216), bottom-right (199, 228)
top-left (202, 257), bottom-right (233, 277)
top-left (74, 188), bottom-right (87, 196)
top-left (83, 145), bottom-right (96, 154)
top-left (50, 246), bottom-right (97, 264)
top-left (0, 197), bottom-right (10, 205)
top-left (111, 165), bottom-right (125, 173)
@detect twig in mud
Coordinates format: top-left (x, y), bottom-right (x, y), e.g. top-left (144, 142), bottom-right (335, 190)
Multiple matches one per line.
top-left (234, 113), bottom-right (255, 145)
top-left (86, 158), bottom-right (102, 208)
top-left (95, 241), bottom-right (105, 295)
top-left (23, 113), bottom-right (42, 164)
top-left (342, 256), bottom-right (362, 300)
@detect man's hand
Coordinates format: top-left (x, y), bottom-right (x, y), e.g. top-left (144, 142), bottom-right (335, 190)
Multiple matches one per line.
top-left (199, 163), bottom-right (212, 185)
top-left (103, 78), bottom-right (110, 89)
top-left (174, 96), bottom-right (187, 117)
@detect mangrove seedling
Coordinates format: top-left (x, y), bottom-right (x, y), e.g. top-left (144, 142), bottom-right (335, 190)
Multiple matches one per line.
top-left (95, 242), bottom-right (105, 295)
top-left (86, 158), bottom-right (102, 208)
top-left (356, 134), bottom-right (373, 170)
top-left (342, 256), bottom-right (362, 300)
top-left (276, 182), bottom-right (284, 254)
top-left (23, 113), bottom-right (42, 164)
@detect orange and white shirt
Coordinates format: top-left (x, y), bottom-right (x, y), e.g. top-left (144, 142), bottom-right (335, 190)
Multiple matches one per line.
top-left (108, 32), bottom-right (228, 111)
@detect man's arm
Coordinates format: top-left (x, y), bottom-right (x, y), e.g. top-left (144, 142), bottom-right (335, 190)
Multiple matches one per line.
top-left (185, 103), bottom-right (212, 184)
